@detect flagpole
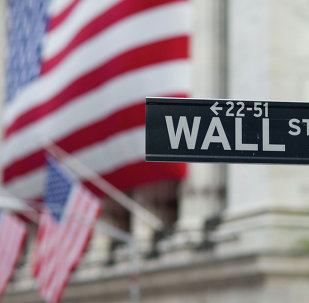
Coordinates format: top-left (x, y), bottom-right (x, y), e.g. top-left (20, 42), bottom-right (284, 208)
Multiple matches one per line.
top-left (129, 241), bottom-right (140, 303)
top-left (96, 220), bottom-right (133, 244)
top-left (96, 221), bottom-right (140, 303)
top-left (0, 195), bottom-right (39, 224)
top-left (40, 138), bottom-right (164, 231)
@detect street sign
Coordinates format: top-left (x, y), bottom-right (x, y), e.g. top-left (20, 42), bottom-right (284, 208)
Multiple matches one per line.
top-left (146, 97), bottom-right (309, 164)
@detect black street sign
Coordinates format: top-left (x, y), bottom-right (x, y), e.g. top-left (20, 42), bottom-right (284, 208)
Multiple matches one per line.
top-left (146, 97), bottom-right (309, 164)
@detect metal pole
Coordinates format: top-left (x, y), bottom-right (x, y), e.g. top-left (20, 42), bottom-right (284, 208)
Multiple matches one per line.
top-left (129, 241), bottom-right (140, 303)
top-left (41, 138), bottom-right (164, 231)
top-left (0, 194), bottom-right (39, 223)
top-left (97, 221), bottom-right (140, 303)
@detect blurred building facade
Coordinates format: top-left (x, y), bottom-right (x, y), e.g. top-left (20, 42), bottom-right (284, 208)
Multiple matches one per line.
top-left (2, 0), bottom-right (309, 302)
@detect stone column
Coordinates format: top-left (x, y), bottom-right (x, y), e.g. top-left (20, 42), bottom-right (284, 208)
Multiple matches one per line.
top-left (216, 0), bottom-right (309, 256)
top-left (130, 188), bottom-right (157, 253)
top-left (170, 0), bottom-right (227, 246)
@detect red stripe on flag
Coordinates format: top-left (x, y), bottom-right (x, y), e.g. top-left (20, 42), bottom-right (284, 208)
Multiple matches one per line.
top-left (5, 36), bottom-right (189, 139)
top-left (32, 215), bottom-right (55, 277)
top-left (3, 102), bottom-right (144, 182)
top-left (0, 214), bottom-right (27, 298)
top-left (47, 0), bottom-right (81, 32)
top-left (5, 160), bottom-right (186, 205)
top-left (42, 0), bottom-right (188, 74)
top-left (34, 179), bottom-right (102, 303)
top-left (4, 93), bottom-right (187, 184)
top-left (41, 188), bottom-right (89, 300)
top-left (84, 160), bottom-right (187, 197)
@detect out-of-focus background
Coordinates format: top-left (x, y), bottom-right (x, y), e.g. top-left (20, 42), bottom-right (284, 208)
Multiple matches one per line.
top-left (1, 0), bottom-right (309, 302)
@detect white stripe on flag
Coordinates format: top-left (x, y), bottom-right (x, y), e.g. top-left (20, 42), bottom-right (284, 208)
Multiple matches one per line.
top-left (4, 2), bottom-right (192, 127)
top-left (3, 61), bottom-right (190, 166)
top-left (44, 0), bottom-right (122, 59)
top-left (0, 214), bottom-right (26, 297)
top-left (48, 0), bottom-right (76, 17)
top-left (5, 126), bottom-right (145, 199)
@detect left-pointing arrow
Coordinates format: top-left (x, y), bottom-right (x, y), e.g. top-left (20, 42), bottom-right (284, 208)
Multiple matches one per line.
top-left (210, 101), bottom-right (223, 115)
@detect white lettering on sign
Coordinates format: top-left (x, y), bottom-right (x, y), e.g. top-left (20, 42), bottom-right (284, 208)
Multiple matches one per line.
top-left (165, 116), bottom-right (286, 152)
top-left (221, 101), bottom-right (269, 118)
top-left (235, 118), bottom-right (258, 151)
top-left (201, 117), bottom-right (231, 150)
top-left (210, 102), bottom-right (223, 116)
top-left (263, 118), bottom-right (285, 151)
top-left (288, 119), bottom-right (301, 136)
top-left (288, 118), bottom-right (309, 136)
top-left (303, 119), bottom-right (309, 135)
top-left (165, 116), bottom-right (201, 149)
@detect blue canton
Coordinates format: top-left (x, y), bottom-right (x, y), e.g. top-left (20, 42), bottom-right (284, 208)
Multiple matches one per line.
top-left (7, 0), bottom-right (50, 102)
top-left (45, 156), bottom-right (74, 222)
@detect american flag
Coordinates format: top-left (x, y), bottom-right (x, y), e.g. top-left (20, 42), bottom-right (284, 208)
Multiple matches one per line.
top-left (33, 156), bottom-right (102, 303)
top-left (0, 212), bottom-right (27, 298)
top-left (4, 0), bottom-right (191, 201)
